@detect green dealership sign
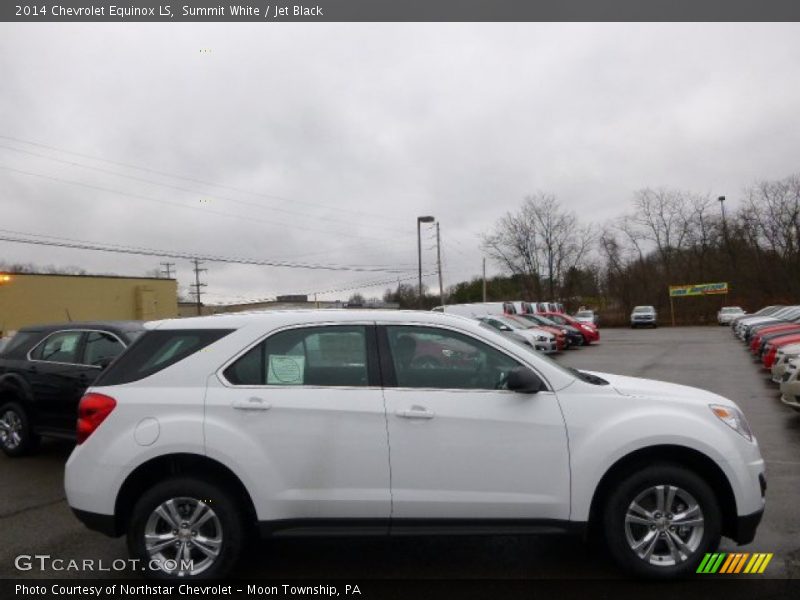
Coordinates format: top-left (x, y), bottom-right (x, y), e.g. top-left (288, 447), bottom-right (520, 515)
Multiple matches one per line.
top-left (669, 282), bottom-right (729, 297)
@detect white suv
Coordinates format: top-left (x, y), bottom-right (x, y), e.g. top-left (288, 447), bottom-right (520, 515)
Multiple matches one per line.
top-left (65, 310), bottom-right (765, 579)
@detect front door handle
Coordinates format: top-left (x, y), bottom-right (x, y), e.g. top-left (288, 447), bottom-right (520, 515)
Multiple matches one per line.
top-left (396, 406), bottom-right (435, 419)
top-left (232, 397), bottom-right (272, 411)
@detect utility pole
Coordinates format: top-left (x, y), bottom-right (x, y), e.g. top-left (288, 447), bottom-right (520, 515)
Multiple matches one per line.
top-left (160, 262), bottom-right (175, 279)
top-left (482, 257), bottom-right (487, 302)
top-left (190, 258), bottom-right (207, 316)
top-left (436, 222), bottom-right (444, 307)
top-left (416, 215), bottom-right (435, 306)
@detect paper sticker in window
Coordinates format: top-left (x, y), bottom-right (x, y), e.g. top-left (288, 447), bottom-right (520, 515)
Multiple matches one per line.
top-left (267, 355), bottom-right (305, 385)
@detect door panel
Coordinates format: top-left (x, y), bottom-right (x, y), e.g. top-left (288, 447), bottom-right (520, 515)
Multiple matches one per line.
top-left (381, 325), bottom-right (570, 520)
top-left (27, 331), bottom-right (92, 431)
top-left (204, 324), bottom-right (391, 524)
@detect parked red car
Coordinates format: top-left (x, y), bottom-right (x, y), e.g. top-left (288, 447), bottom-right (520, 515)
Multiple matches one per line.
top-left (750, 323), bottom-right (800, 354)
top-left (540, 312), bottom-right (600, 344)
top-left (505, 315), bottom-right (566, 351)
top-left (762, 332), bottom-right (800, 369)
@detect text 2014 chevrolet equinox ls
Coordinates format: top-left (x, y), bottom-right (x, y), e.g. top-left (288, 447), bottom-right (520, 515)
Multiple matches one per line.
top-left (65, 310), bottom-right (765, 579)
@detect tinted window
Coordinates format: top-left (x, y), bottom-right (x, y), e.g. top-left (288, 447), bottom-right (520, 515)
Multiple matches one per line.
top-left (224, 326), bottom-right (369, 387)
top-left (0, 331), bottom-right (38, 357)
top-left (96, 329), bottom-right (233, 385)
top-left (386, 326), bottom-right (522, 390)
top-left (30, 331), bottom-right (83, 364)
top-left (83, 331), bottom-right (126, 366)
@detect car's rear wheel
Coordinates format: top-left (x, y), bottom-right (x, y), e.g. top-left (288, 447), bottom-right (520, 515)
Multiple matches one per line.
top-left (128, 478), bottom-right (244, 579)
top-left (0, 401), bottom-right (39, 457)
top-left (603, 464), bottom-right (721, 578)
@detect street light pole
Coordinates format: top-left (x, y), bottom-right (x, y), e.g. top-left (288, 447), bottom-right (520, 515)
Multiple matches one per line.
top-left (436, 222), bottom-right (444, 307)
top-left (417, 215), bottom-right (435, 306)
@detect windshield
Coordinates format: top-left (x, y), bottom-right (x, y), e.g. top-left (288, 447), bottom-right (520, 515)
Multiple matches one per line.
top-left (492, 316), bottom-right (526, 330)
top-left (576, 311), bottom-right (593, 317)
top-left (633, 306), bottom-right (654, 313)
top-left (721, 307), bottom-right (743, 313)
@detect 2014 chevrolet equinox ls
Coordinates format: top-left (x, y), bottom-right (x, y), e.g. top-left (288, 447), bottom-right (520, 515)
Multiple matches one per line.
top-left (64, 310), bottom-right (766, 579)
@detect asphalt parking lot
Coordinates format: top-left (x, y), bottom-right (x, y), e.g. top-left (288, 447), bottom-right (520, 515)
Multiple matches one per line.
top-left (1, 326), bottom-right (798, 580)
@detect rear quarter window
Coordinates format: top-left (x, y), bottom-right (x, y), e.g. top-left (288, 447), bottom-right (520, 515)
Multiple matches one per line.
top-left (95, 329), bottom-right (234, 385)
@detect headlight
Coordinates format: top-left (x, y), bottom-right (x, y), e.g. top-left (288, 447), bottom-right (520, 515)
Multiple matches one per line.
top-left (710, 404), bottom-right (753, 442)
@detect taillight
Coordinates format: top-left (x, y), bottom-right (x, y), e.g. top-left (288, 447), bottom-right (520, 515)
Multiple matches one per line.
top-left (77, 393), bottom-right (117, 444)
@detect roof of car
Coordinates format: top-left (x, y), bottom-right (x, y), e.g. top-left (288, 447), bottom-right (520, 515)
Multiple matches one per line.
top-left (146, 309), bottom-right (478, 330)
top-left (19, 320), bottom-right (145, 333)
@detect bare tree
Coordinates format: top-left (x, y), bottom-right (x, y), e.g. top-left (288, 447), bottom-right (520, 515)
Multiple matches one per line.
top-left (483, 193), bottom-right (593, 299)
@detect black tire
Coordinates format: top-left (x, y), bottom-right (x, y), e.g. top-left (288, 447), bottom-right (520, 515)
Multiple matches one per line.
top-left (0, 401), bottom-right (40, 457)
top-left (602, 463), bottom-right (721, 579)
top-left (128, 477), bottom-right (244, 579)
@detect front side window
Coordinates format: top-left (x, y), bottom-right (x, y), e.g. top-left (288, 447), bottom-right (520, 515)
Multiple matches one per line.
top-left (224, 326), bottom-right (369, 387)
top-left (83, 331), bottom-right (126, 366)
top-left (385, 326), bottom-right (522, 390)
top-left (30, 331), bottom-right (83, 364)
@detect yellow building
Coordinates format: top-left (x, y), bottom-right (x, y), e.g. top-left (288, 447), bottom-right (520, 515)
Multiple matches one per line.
top-left (0, 272), bottom-right (178, 334)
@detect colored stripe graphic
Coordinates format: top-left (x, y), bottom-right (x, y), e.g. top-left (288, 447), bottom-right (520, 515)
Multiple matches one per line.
top-left (719, 554), bottom-right (736, 573)
top-left (699, 552), bottom-right (773, 574)
top-left (758, 554), bottom-right (773, 573)
top-left (733, 553), bottom-right (750, 573)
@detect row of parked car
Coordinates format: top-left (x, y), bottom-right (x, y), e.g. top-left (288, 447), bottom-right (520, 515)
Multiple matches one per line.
top-left (433, 301), bottom-right (600, 354)
top-left (730, 305), bottom-right (800, 411)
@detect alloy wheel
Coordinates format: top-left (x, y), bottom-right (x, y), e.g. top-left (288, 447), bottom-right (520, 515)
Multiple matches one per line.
top-left (0, 409), bottom-right (23, 450)
top-left (144, 497), bottom-right (223, 577)
top-left (624, 484), bottom-right (705, 567)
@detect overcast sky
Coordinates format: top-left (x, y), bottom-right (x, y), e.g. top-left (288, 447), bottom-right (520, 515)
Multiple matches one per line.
top-left (1, 23), bottom-right (799, 303)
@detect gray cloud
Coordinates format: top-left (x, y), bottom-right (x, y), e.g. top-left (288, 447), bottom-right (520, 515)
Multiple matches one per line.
top-left (1, 23), bottom-right (799, 302)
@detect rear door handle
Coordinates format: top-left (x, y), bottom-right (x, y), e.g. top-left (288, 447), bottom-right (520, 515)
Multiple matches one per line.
top-left (396, 406), bottom-right (435, 419)
top-left (232, 397), bottom-right (272, 411)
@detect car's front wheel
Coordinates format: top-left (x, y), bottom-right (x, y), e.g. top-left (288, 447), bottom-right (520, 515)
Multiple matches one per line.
top-left (127, 478), bottom-right (244, 579)
top-left (0, 401), bottom-right (39, 457)
top-left (603, 464), bottom-right (721, 578)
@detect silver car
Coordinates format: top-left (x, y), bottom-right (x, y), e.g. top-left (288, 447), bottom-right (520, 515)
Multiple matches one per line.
top-left (717, 306), bottom-right (746, 326)
top-left (630, 305), bottom-right (657, 328)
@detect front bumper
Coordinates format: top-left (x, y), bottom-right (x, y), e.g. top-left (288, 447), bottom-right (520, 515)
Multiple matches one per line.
top-left (631, 318), bottom-right (656, 326)
top-left (535, 341), bottom-right (558, 354)
top-left (72, 508), bottom-right (121, 537)
top-left (732, 508), bottom-right (764, 545)
top-left (771, 361), bottom-right (787, 383)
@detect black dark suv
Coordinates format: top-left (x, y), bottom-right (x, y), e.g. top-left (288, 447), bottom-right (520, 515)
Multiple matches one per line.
top-left (0, 321), bottom-right (144, 456)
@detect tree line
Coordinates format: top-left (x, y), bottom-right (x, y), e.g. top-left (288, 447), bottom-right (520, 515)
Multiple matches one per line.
top-left (385, 172), bottom-right (800, 325)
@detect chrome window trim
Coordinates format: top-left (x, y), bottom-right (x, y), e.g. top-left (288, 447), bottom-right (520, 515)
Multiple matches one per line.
top-left (26, 329), bottom-right (128, 369)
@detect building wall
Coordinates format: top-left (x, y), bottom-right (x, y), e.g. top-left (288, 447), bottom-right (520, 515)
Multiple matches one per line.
top-left (0, 273), bottom-right (178, 333)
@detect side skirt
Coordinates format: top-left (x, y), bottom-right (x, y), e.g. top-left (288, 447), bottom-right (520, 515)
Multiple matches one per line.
top-left (258, 518), bottom-right (586, 539)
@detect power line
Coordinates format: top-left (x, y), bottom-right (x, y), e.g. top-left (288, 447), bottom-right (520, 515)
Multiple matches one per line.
top-left (0, 164), bottom-right (407, 243)
top-left (0, 230), bottom-right (416, 274)
top-left (0, 134), bottom-right (409, 225)
top-left (0, 143), bottom-right (411, 235)
top-left (160, 262), bottom-right (175, 279)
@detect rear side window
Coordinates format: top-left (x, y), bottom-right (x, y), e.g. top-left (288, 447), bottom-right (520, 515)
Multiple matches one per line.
top-left (96, 329), bottom-right (233, 385)
top-left (1, 331), bottom-right (39, 358)
top-left (223, 325), bottom-right (370, 387)
top-left (30, 331), bottom-right (84, 364)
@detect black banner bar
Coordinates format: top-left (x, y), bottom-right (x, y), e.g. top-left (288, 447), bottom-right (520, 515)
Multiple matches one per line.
top-left (3, 579), bottom-right (800, 600)
top-left (4, 0), bottom-right (800, 23)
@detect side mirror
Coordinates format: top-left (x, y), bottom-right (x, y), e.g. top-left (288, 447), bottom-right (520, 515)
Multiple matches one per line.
top-left (506, 367), bottom-right (544, 393)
